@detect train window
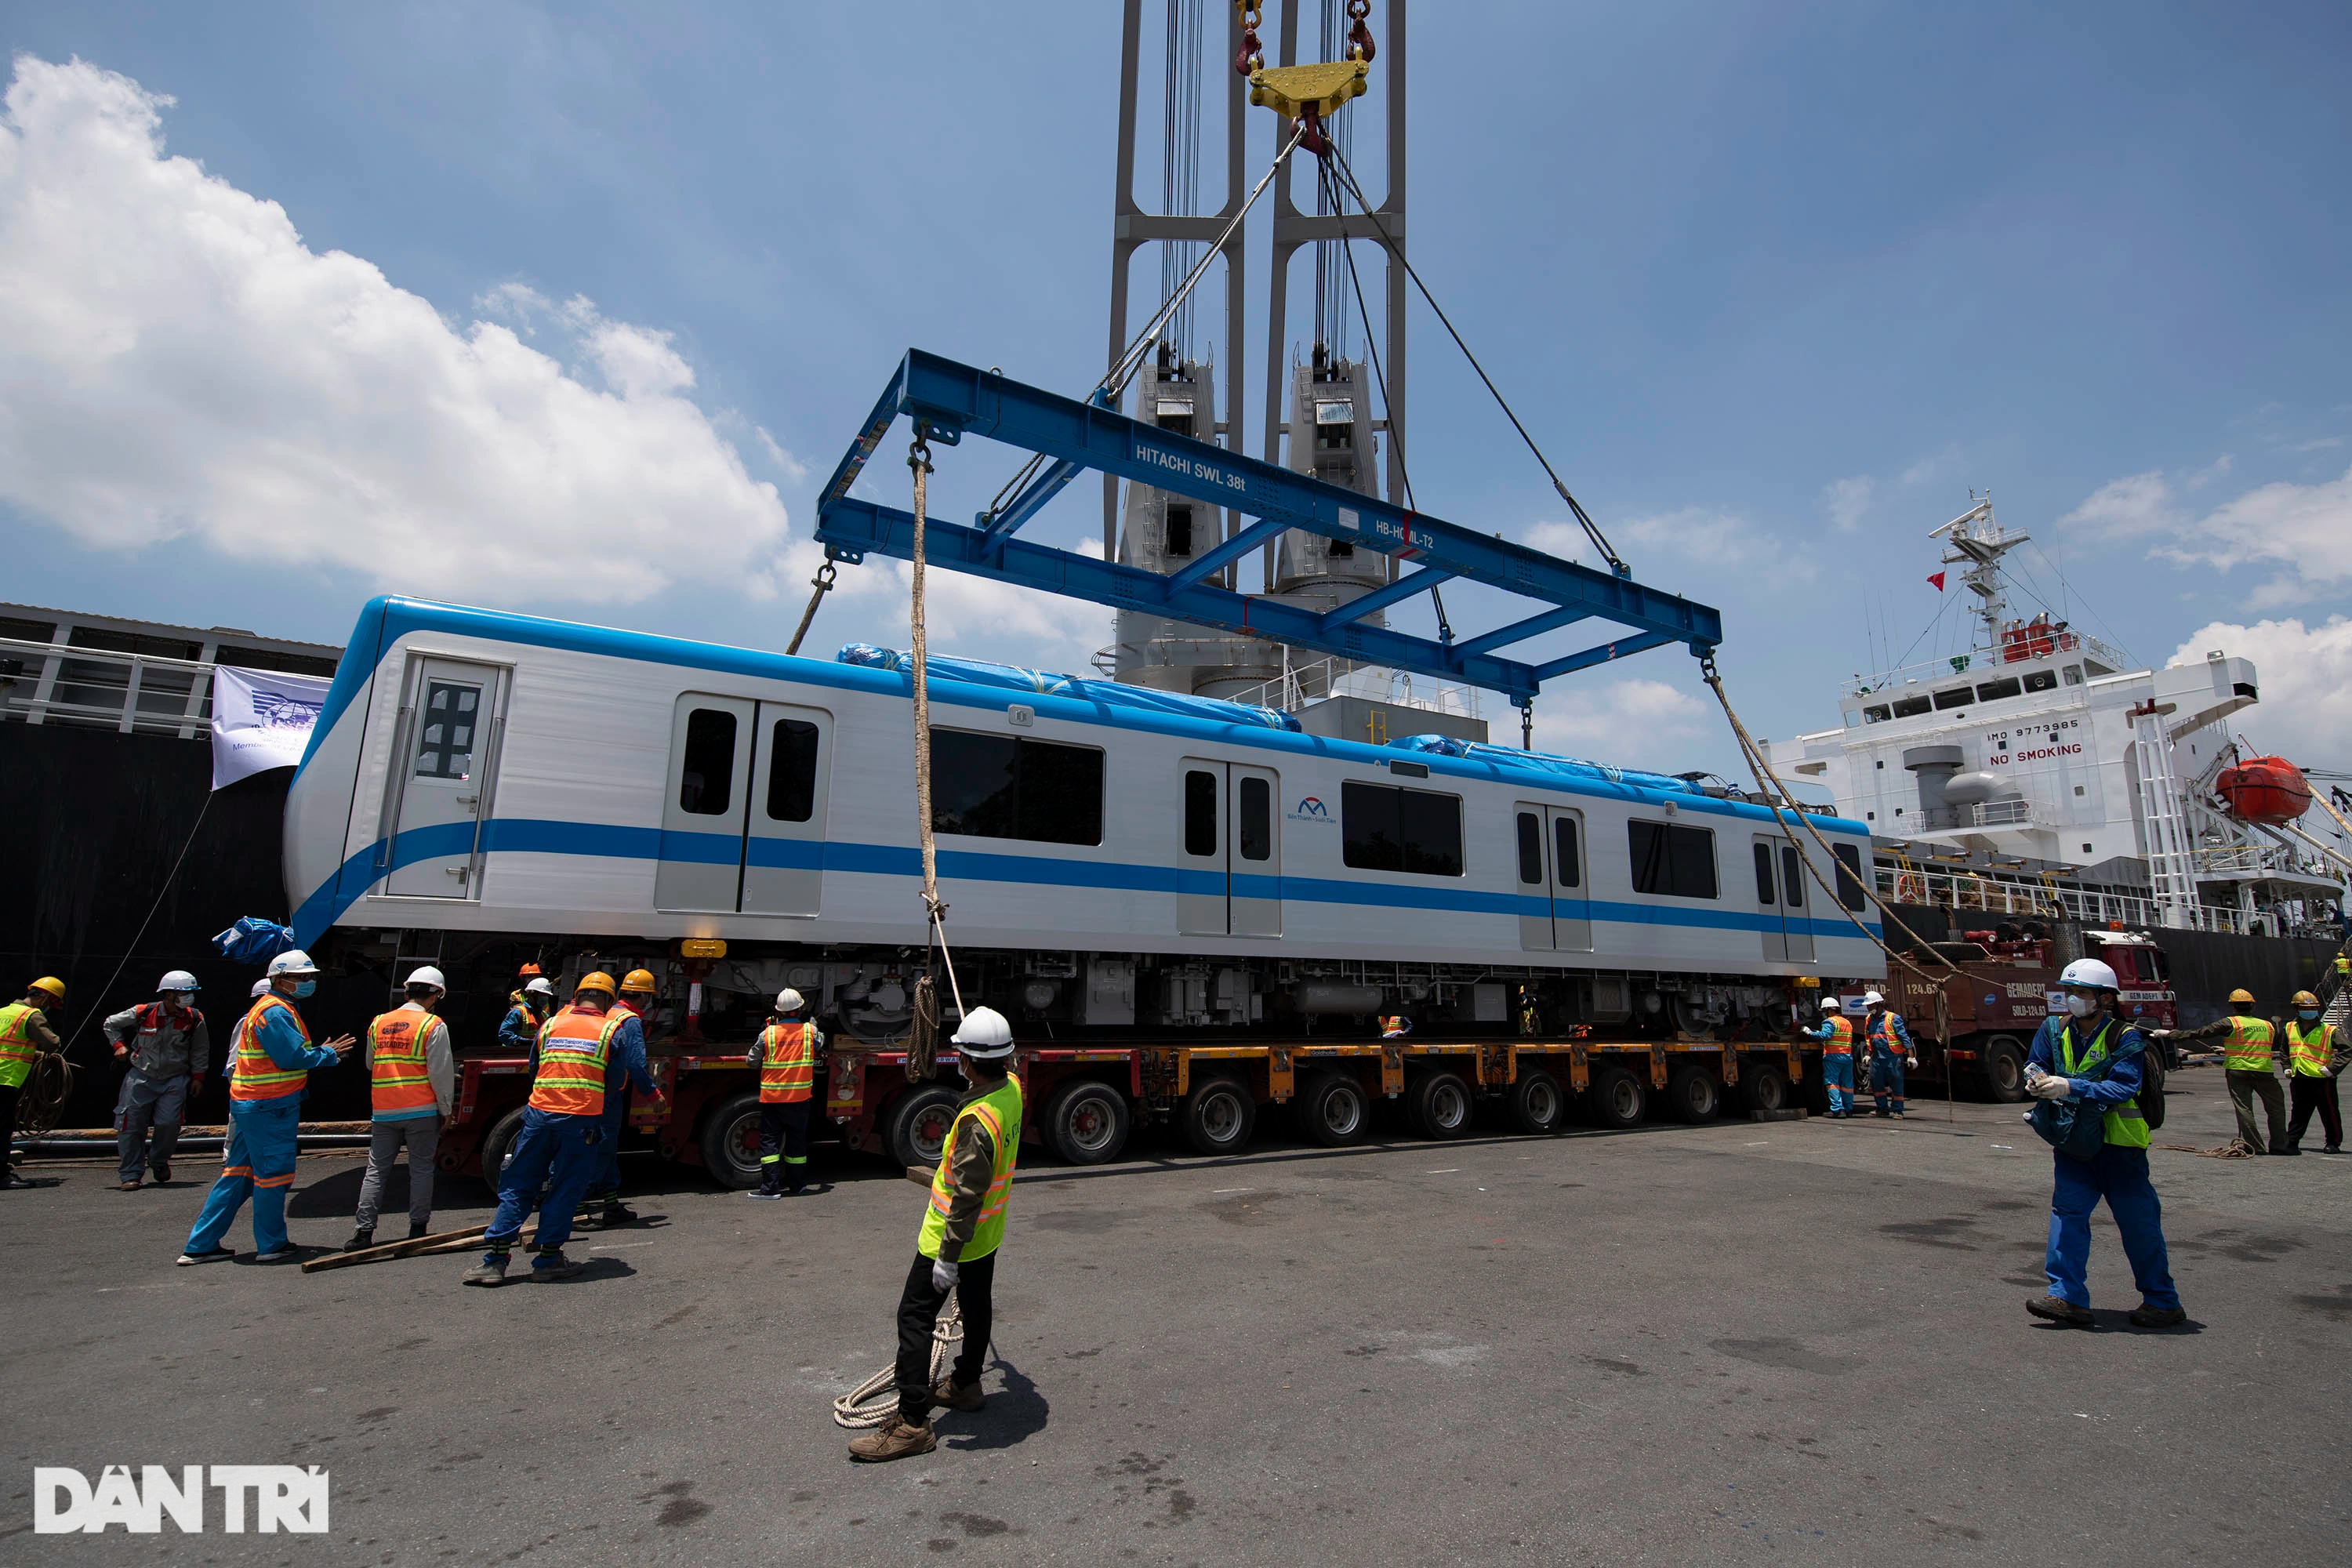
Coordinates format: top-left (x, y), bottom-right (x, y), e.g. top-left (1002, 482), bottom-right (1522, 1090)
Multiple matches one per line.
top-left (1891, 695), bottom-right (1931, 718)
top-left (1341, 782), bottom-right (1463, 877)
top-left (1184, 770), bottom-right (1218, 856)
top-left (1833, 843), bottom-right (1867, 911)
top-left (414, 680), bottom-right (481, 780)
top-left (1164, 505), bottom-right (1194, 557)
top-left (764, 718), bottom-right (820, 822)
top-left (1628, 820), bottom-right (1717, 899)
top-left (1781, 845), bottom-right (1806, 909)
top-left (1554, 816), bottom-right (1581, 888)
top-left (928, 728), bottom-right (1104, 846)
top-left (1239, 776), bottom-right (1271, 861)
top-left (677, 707), bottom-right (737, 815)
top-left (1516, 813), bottom-right (1543, 885)
top-left (1752, 843), bottom-right (1776, 905)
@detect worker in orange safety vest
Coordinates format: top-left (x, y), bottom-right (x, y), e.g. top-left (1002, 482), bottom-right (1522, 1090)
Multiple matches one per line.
top-left (745, 988), bottom-right (823, 1199)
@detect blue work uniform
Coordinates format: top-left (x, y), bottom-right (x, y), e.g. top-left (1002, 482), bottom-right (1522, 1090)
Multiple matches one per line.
top-left (1867, 1011), bottom-right (1913, 1114)
top-left (2028, 1013), bottom-right (2180, 1313)
top-left (182, 1000), bottom-right (339, 1257)
top-left (483, 1011), bottom-right (655, 1263)
top-left (496, 1001), bottom-right (545, 1054)
top-left (1801, 1016), bottom-right (1855, 1115)
top-left (582, 1000), bottom-right (648, 1212)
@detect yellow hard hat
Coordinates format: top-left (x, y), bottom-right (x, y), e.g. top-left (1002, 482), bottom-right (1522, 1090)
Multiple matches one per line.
top-left (2228, 988), bottom-right (2256, 1006)
top-left (575, 971), bottom-right (618, 998)
top-left (2291, 990), bottom-right (2319, 1008)
top-left (620, 968), bottom-right (657, 994)
top-left (28, 976), bottom-right (64, 1001)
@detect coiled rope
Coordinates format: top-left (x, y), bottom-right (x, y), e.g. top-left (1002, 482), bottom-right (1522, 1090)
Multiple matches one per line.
top-left (833, 1294), bottom-right (964, 1428)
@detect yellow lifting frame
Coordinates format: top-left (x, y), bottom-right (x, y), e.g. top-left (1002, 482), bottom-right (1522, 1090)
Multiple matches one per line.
top-left (1246, 56), bottom-right (1370, 120)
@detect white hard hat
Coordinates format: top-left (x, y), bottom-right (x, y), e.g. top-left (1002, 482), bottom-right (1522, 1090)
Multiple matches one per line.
top-left (1821, 997), bottom-right (1846, 1014)
top-left (950, 1005), bottom-right (1016, 1058)
top-left (524, 976), bottom-right (555, 997)
top-left (407, 965), bottom-right (447, 991)
top-left (775, 988), bottom-right (806, 1014)
top-left (249, 979), bottom-right (272, 999)
top-left (1862, 991), bottom-right (1886, 1007)
top-left (158, 970), bottom-right (199, 993)
top-left (267, 949), bottom-right (320, 978)
top-left (2059, 958), bottom-right (2119, 990)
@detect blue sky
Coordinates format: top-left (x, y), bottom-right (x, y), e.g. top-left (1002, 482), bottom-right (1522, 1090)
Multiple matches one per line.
top-left (3, 2), bottom-right (2347, 777)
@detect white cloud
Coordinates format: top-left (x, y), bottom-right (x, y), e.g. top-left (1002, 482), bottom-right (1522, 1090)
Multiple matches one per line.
top-left (756, 426), bottom-right (811, 485)
top-left (2184, 453), bottom-right (2234, 489)
top-left (1521, 520), bottom-right (1590, 562)
top-left (2170, 616), bottom-right (2352, 771)
top-left (2063, 463), bottom-right (2352, 608)
top-left (1532, 676), bottom-right (1711, 762)
top-left (0, 56), bottom-right (790, 604)
top-left (1617, 507), bottom-right (1817, 586)
top-left (2058, 470), bottom-right (2176, 535)
top-left (1824, 474), bottom-right (1873, 532)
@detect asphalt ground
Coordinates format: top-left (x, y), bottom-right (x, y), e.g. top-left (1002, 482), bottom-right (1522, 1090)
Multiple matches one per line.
top-left (5, 1066), bottom-right (2349, 1566)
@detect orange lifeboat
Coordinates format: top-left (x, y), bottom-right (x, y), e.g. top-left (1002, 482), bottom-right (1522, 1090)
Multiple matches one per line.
top-left (2215, 756), bottom-right (2311, 825)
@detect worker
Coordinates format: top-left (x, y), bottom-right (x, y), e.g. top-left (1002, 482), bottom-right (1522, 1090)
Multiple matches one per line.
top-left (2023, 958), bottom-right (2184, 1329)
top-left (345, 966), bottom-right (457, 1250)
top-left (463, 972), bottom-right (659, 1286)
top-left (177, 952), bottom-right (356, 1265)
top-left (0, 977), bottom-right (67, 1191)
top-left (222, 978), bottom-right (270, 1094)
top-left (1800, 999), bottom-right (1857, 1117)
top-left (848, 1006), bottom-right (1023, 1463)
top-left (2282, 989), bottom-right (2345, 1155)
top-left (746, 987), bottom-right (822, 1199)
top-left (1379, 1014), bottom-right (1412, 1038)
top-left (1862, 991), bottom-right (1918, 1119)
top-left (498, 975), bottom-right (556, 1053)
top-left (2158, 988), bottom-right (2288, 1154)
top-left (102, 971), bottom-right (210, 1192)
top-left (576, 967), bottom-right (661, 1229)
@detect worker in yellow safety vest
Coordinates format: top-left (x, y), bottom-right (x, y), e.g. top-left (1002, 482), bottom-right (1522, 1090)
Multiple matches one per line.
top-left (744, 988), bottom-right (823, 1200)
top-left (345, 965), bottom-right (457, 1250)
top-left (2281, 990), bottom-right (2345, 1154)
top-left (0, 977), bottom-right (67, 1190)
top-left (1379, 1014), bottom-right (1412, 1038)
top-left (2158, 988), bottom-right (2288, 1154)
top-left (849, 1006), bottom-right (1024, 1463)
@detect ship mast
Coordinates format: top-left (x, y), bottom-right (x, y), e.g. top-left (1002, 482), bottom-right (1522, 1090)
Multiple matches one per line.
top-left (1927, 492), bottom-right (2025, 656)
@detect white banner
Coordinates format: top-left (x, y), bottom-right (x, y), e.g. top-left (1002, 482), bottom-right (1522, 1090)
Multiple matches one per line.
top-left (209, 666), bottom-right (331, 790)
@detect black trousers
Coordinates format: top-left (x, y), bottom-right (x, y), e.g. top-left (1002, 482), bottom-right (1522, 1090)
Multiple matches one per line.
top-left (2288, 1075), bottom-right (2343, 1150)
top-left (894, 1250), bottom-right (995, 1425)
top-left (0, 1081), bottom-right (19, 1173)
top-left (757, 1101), bottom-right (811, 1192)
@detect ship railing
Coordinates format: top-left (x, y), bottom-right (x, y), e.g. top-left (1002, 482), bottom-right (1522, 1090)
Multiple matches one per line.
top-left (0, 634), bottom-right (216, 739)
top-left (1965, 799), bottom-right (2049, 827)
top-left (1227, 654), bottom-right (1486, 720)
top-left (1843, 630), bottom-right (2132, 699)
top-left (1874, 862), bottom-right (2270, 935)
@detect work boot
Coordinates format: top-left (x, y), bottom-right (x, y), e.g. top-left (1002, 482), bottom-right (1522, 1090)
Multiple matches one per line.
top-left (598, 1200), bottom-right (638, 1228)
top-left (2273, 1146), bottom-right (2302, 1156)
top-left (2129, 1302), bottom-right (2187, 1329)
top-left (746, 1189), bottom-right (783, 1200)
top-left (0, 1171), bottom-right (32, 1190)
top-left (931, 1376), bottom-right (985, 1413)
top-left (463, 1253), bottom-right (510, 1287)
top-left (118, 1180), bottom-right (143, 1192)
top-left (2026, 1294), bottom-right (2094, 1328)
top-left (408, 1220), bottom-right (430, 1240)
top-left (343, 1229), bottom-right (376, 1253)
top-left (151, 1161), bottom-right (171, 1184)
top-left (253, 1246), bottom-right (299, 1265)
top-left (848, 1419), bottom-right (937, 1463)
top-left (176, 1246), bottom-right (235, 1266)
top-left (530, 1249), bottom-right (587, 1281)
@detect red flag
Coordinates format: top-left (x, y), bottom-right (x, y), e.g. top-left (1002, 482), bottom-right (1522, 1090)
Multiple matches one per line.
top-left (1927, 572), bottom-right (1947, 591)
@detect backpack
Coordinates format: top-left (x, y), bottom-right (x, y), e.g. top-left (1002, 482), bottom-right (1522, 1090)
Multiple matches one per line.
top-left (2028, 1020), bottom-right (2159, 1159)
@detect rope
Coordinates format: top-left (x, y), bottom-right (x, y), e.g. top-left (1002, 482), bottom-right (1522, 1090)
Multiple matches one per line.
top-left (783, 559), bottom-right (839, 657)
top-left (2160, 1139), bottom-right (2257, 1160)
top-left (18, 1051), bottom-right (74, 1139)
top-left (833, 1294), bottom-right (964, 1428)
top-left (906, 431), bottom-right (969, 1083)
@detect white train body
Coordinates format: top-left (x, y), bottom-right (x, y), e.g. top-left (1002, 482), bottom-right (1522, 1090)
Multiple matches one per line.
top-left (286, 598), bottom-right (1882, 1039)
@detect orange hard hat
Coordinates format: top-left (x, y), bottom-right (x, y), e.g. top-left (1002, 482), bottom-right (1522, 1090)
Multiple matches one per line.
top-left (518, 962), bottom-right (543, 977)
top-left (620, 968), bottom-right (657, 994)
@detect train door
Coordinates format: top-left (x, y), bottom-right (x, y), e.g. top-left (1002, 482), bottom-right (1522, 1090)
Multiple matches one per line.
top-left (1178, 760), bottom-right (1283, 936)
top-left (739, 702), bottom-right (832, 916)
top-left (1779, 842), bottom-right (1816, 963)
top-left (382, 656), bottom-right (507, 898)
top-left (656, 695), bottom-right (755, 913)
top-left (1751, 836), bottom-right (1786, 960)
top-left (1515, 804), bottom-right (1590, 951)
top-left (1751, 835), bottom-right (1817, 963)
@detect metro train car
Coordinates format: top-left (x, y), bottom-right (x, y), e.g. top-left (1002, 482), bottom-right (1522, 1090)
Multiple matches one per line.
top-left (285, 597), bottom-right (1884, 1047)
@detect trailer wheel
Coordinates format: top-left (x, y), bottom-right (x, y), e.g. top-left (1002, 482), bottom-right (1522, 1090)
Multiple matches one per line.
top-left (1505, 1069), bottom-right (1567, 1135)
top-left (1980, 1036), bottom-right (2027, 1103)
top-left (1665, 1066), bottom-right (1722, 1123)
top-left (698, 1090), bottom-right (764, 1190)
top-left (479, 1106), bottom-right (528, 1190)
top-left (1043, 1080), bottom-right (1131, 1165)
top-left (886, 1084), bottom-right (964, 1171)
top-left (1406, 1070), bottom-right (1475, 1140)
top-left (1179, 1076), bottom-right (1258, 1157)
top-left (1740, 1062), bottom-right (1793, 1115)
top-left (1295, 1071), bottom-right (1370, 1147)
top-left (1587, 1065), bottom-right (1647, 1130)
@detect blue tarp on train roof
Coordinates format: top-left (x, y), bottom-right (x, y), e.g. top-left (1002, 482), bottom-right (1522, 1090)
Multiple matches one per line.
top-left (834, 644), bottom-right (1303, 733)
top-left (1391, 733), bottom-right (1703, 795)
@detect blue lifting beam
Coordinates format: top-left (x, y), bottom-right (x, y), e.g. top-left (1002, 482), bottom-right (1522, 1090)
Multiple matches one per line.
top-left (815, 350), bottom-right (1722, 705)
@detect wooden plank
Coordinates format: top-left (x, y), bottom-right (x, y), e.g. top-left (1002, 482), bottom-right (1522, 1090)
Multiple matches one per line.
top-left (299, 1224), bottom-right (489, 1273)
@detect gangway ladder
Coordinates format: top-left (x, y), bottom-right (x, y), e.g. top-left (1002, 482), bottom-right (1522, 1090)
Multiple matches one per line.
top-left (389, 929), bottom-right (448, 1011)
top-left (2127, 701), bottom-right (2201, 929)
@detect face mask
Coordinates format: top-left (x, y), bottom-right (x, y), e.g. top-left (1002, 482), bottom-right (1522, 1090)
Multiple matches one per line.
top-left (292, 979), bottom-right (318, 1000)
top-left (2063, 994), bottom-right (2097, 1018)
top-left (2300, 1011), bottom-right (2321, 1023)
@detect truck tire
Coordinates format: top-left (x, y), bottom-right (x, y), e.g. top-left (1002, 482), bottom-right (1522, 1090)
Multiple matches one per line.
top-left (1588, 1065), bottom-right (1647, 1130)
top-left (1179, 1076), bottom-right (1258, 1157)
top-left (1980, 1036), bottom-right (2027, 1103)
top-left (1740, 1061), bottom-right (1793, 1115)
top-left (886, 1083), bottom-right (964, 1171)
top-left (1505, 1069), bottom-right (1567, 1135)
top-left (1295, 1070), bottom-right (1370, 1147)
top-left (1665, 1066), bottom-right (1722, 1123)
top-left (479, 1105), bottom-right (528, 1190)
top-left (698, 1090), bottom-right (764, 1190)
top-left (1406, 1069), bottom-right (1475, 1140)
top-left (1043, 1079), bottom-right (1131, 1165)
